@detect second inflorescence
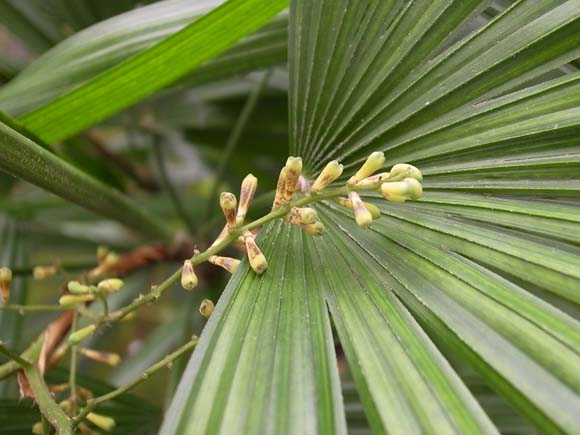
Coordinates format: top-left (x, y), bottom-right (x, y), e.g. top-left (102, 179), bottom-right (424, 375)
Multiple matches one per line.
top-left (180, 152), bottom-right (423, 289)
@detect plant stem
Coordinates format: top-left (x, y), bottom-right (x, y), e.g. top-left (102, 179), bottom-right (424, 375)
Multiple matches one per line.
top-left (0, 304), bottom-right (73, 312)
top-left (202, 70), bottom-right (271, 224)
top-left (69, 312), bottom-right (78, 414)
top-left (0, 336), bottom-right (43, 379)
top-left (91, 185), bottom-right (353, 333)
top-left (41, 414), bottom-right (50, 435)
top-left (25, 364), bottom-right (72, 434)
top-left (73, 336), bottom-right (199, 427)
top-left (0, 341), bottom-right (32, 368)
top-left (152, 134), bottom-right (196, 235)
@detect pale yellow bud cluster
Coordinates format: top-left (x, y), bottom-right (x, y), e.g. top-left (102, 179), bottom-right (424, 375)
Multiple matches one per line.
top-left (287, 207), bottom-right (325, 236)
top-left (32, 265), bottom-right (58, 280)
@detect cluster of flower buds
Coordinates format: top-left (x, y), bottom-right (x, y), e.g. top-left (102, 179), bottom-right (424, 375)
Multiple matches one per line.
top-left (88, 246), bottom-right (120, 278)
top-left (307, 152), bottom-right (423, 228)
top-left (0, 267), bottom-right (12, 303)
top-left (32, 265), bottom-right (58, 280)
top-left (60, 278), bottom-right (124, 306)
top-left (287, 207), bottom-right (325, 236)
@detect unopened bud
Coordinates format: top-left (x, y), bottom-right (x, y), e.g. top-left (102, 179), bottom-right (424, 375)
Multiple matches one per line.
top-left (69, 324), bottom-right (96, 345)
top-left (335, 197), bottom-right (381, 219)
top-left (355, 172), bottom-right (389, 190)
top-left (312, 160), bottom-right (343, 192)
top-left (380, 178), bottom-right (422, 202)
top-left (220, 192), bottom-right (238, 229)
top-left (59, 294), bottom-right (95, 306)
top-left (67, 280), bottom-right (91, 294)
top-left (303, 221), bottom-right (325, 237)
top-left (199, 299), bottom-right (215, 319)
top-left (288, 207), bottom-right (319, 226)
top-left (244, 232), bottom-right (268, 274)
top-left (86, 413), bottom-right (116, 431)
top-left (349, 192), bottom-right (373, 228)
top-left (348, 151), bottom-right (385, 185)
top-left (97, 278), bottom-right (124, 293)
top-left (103, 252), bottom-right (120, 267)
top-left (96, 246), bottom-right (109, 263)
top-left (32, 422), bottom-right (43, 434)
top-left (272, 167), bottom-right (288, 210)
top-left (209, 255), bottom-right (240, 274)
top-left (181, 260), bottom-right (198, 290)
top-left (284, 157), bottom-right (303, 202)
top-left (0, 267), bottom-right (12, 303)
top-left (387, 164), bottom-right (422, 181)
top-left (111, 310), bottom-right (135, 322)
top-left (32, 265), bottom-right (58, 280)
top-left (236, 174), bottom-right (258, 225)
top-left (79, 348), bottom-right (121, 366)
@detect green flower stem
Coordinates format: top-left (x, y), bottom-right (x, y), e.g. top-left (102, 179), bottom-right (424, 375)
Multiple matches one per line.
top-left (25, 364), bottom-right (73, 434)
top-left (96, 184), bottom-right (353, 331)
top-left (69, 312), bottom-right (79, 414)
top-left (73, 335), bottom-right (199, 427)
top-left (0, 304), bottom-right (73, 312)
top-left (0, 337), bottom-right (72, 433)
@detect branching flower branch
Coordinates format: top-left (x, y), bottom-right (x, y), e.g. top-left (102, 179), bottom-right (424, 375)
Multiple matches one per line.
top-left (0, 153), bottom-right (423, 434)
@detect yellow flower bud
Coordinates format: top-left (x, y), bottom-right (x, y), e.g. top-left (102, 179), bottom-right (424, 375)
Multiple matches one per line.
top-left (209, 255), bottom-right (240, 274)
top-left (380, 178), bottom-right (423, 202)
top-left (181, 259), bottom-right (198, 290)
top-left (311, 160), bottom-right (343, 192)
top-left (349, 192), bottom-right (373, 228)
top-left (97, 278), bottom-right (124, 293)
top-left (199, 299), bottom-right (215, 319)
top-left (236, 174), bottom-right (258, 225)
top-left (67, 280), bottom-right (91, 294)
top-left (387, 163), bottom-right (422, 181)
top-left (272, 167), bottom-right (288, 210)
top-left (96, 245), bottom-right (109, 263)
top-left (288, 207), bottom-right (319, 226)
top-left (32, 422), bottom-right (43, 434)
top-left (303, 221), bottom-right (325, 237)
top-left (348, 151), bottom-right (385, 185)
top-left (0, 267), bottom-right (12, 303)
top-left (284, 156), bottom-right (303, 202)
top-left (79, 348), bottom-right (121, 366)
top-left (244, 232), bottom-right (268, 274)
top-left (59, 294), bottom-right (95, 306)
top-left (220, 192), bottom-right (238, 229)
top-left (103, 252), bottom-right (120, 267)
top-left (86, 412), bottom-right (116, 431)
top-left (335, 197), bottom-right (381, 219)
top-left (69, 324), bottom-right (96, 345)
top-left (32, 265), bottom-right (58, 280)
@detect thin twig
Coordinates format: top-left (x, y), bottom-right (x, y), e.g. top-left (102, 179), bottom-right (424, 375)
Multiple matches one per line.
top-left (74, 336), bottom-right (198, 427)
top-left (0, 341), bottom-right (32, 368)
top-left (0, 304), bottom-right (73, 312)
top-left (202, 70), bottom-right (272, 224)
top-left (152, 134), bottom-right (196, 235)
